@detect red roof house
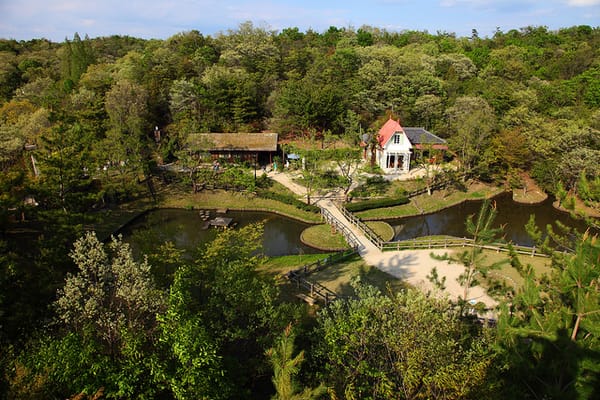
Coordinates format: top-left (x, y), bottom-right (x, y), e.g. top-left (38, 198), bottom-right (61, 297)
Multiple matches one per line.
top-left (376, 118), bottom-right (447, 173)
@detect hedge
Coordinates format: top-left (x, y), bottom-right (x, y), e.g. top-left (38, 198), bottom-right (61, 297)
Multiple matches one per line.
top-left (257, 190), bottom-right (321, 213)
top-left (344, 196), bottom-right (409, 212)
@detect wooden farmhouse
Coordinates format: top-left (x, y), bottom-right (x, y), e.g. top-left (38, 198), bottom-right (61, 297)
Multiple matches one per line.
top-left (187, 132), bottom-right (279, 165)
top-left (376, 118), bottom-right (448, 174)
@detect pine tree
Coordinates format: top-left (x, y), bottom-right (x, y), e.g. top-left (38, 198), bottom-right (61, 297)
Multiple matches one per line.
top-left (266, 324), bottom-right (326, 400)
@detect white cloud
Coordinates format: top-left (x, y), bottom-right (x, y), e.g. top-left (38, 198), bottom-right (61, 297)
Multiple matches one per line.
top-left (440, 0), bottom-right (494, 7)
top-left (566, 0), bottom-right (600, 6)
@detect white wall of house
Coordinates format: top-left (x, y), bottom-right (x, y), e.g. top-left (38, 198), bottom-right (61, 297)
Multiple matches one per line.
top-left (376, 132), bottom-right (412, 173)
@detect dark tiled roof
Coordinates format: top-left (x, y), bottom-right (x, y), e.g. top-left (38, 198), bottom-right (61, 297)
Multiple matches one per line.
top-left (403, 128), bottom-right (446, 145)
top-left (187, 133), bottom-right (278, 152)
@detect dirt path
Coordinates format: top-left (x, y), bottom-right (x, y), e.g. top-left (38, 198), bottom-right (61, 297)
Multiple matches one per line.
top-left (512, 172), bottom-right (547, 204)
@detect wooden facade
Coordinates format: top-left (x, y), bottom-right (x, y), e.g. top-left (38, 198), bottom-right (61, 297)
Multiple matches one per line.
top-left (187, 132), bottom-right (278, 165)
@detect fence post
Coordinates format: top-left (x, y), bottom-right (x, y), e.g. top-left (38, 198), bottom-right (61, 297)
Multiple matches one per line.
top-left (310, 283), bottom-right (314, 296)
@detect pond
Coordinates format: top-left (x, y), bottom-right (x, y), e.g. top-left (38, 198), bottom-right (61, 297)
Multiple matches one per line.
top-left (386, 192), bottom-right (596, 246)
top-left (118, 208), bottom-right (324, 257)
top-left (119, 193), bottom-right (596, 256)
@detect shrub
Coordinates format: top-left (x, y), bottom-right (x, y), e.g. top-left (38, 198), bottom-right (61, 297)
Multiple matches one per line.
top-left (350, 176), bottom-right (390, 197)
top-left (257, 190), bottom-right (320, 213)
top-left (345, 196), bottom-right (409, 212)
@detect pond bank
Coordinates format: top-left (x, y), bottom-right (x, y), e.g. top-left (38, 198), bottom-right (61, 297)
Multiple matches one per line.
top-left (356, 181), bottom-right (506, 221)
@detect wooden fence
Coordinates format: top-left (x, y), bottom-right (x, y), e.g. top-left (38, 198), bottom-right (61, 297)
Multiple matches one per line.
top-left (380, 236), bottom-right (547, 257)
top-left (284, 248), bottom-right (357, 305)
top-left (335, 203), bottom-right (548, 258)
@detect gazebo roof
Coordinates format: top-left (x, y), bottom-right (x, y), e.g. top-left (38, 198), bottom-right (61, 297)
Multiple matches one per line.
top-left (187, 133), bottom-right (278, 152)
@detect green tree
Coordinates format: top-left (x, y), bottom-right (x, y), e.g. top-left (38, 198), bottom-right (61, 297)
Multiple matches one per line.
top-left (157, 263), bottom-right (228, 399)
top-left (266, 324), bottom-right (326, 400)
top-left (315, 281), bottom-right (497, 399)
top-left (329, 148), bottom-right (363, 201)
top-left (35, 122), bottom-right (99, 212)
top-left (159, 224), bottom-right (296, 396)
top-left (56, 232), bottom-right (165, 355)
top-left (20, 232), bottom-right (166, 398)
top-left (497, 231), bottom-right (600, 399)
top-left (102, 78), bottom-right (150, 192)
top-left (446, 96), bottom-right (496, 177)
top-left (296, 149), bottom-right (325, 205)
top-left (60, 33), bottom-right (96, 89)
top-left (434, 200), bottom-right (505, 308)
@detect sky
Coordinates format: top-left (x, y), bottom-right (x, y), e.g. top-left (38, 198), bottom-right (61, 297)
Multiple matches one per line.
top-left (1, 0), bottom-right (599, 42)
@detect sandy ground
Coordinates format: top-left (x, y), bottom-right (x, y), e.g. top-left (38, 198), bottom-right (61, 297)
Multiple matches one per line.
top-left (363, 248), bottom-right (497, 309)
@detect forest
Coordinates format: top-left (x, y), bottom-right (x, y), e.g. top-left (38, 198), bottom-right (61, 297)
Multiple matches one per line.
top-left (0, 23), bottom-right (599, 399)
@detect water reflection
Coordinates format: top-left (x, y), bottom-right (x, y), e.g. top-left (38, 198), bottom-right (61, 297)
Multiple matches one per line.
top-left (119, 209), bottom-right (324, 257)
top-left (386, 192), bottom-right (596, 246)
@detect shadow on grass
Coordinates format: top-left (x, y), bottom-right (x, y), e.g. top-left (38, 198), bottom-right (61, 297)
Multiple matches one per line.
top-left (309, 255), bottom-right (408, 297)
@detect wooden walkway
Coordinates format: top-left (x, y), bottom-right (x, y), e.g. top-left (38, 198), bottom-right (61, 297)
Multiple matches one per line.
top-left (336, 200), bottom-right (547, 257)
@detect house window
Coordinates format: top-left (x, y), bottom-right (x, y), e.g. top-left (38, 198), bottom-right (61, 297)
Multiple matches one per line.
top-left (393, 134), bottom-right (402, 144)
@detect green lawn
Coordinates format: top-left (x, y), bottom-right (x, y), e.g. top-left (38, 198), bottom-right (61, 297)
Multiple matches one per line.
top-left (158, 185), bottom-right (322, 223)
top-left (477, 249), bottom-right (552, 289)
top-left (260, 254), bottom-right (407, 301)
top-left (307, 255), bottom-right (408, 297)
top-left (355, 182), bottom-right (506, 220)
top-left (366, 221), bottom-right (395, 241)
top-left (301, 224), bottom-right (349, 251)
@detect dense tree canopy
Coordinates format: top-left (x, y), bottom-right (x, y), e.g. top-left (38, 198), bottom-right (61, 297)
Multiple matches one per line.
top-left (1, 24), bottom-right (599, 399)
top-left (0, 25), bottom-right (598, 195)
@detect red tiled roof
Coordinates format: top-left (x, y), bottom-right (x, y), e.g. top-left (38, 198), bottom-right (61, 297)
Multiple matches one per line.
top-left (377, 118), bottom-right (404, 147)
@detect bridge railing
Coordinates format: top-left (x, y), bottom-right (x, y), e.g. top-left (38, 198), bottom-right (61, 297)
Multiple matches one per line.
top-left (320, 207), bottom-right (362, 249)
top-left (336, 204), bottom-right (385, 249)
top-left (333, 202), bottom-right (547, 258)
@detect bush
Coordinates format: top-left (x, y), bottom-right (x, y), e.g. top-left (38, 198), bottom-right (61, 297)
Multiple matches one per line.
top-left (345, 196), bottom-right (409, 212)
top-left (350, 176), bottom-right (390, 197)
top-left (257, 190), bottom-right (320, 213)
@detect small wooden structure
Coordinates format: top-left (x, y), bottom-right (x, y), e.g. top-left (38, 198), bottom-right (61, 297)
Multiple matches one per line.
top-left (296, 293), bottom-right (317, 306)
top-left (186, 132), bottom-right (278, 166)
top-left (208, 216), bottom-right (234, 228)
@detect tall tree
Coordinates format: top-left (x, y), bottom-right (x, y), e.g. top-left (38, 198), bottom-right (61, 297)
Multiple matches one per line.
top-left (497, 229), bottom-right (600, 399)
top-left (61, 33), bottom-right (95, 90)
top-left (434, 200), bottom-right (505, 308)
top-left (266, 324), bottom-right (326, 400)
top-left (446, 96), bottom-right (496, 177)
top-left (315, 282), bottom-right (497, 399)
top-left (21, 232), bottom-right (166, 398)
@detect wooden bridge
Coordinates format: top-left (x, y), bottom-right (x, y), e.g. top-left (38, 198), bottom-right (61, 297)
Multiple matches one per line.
top-left (336, 201), bottom-right (548, 258)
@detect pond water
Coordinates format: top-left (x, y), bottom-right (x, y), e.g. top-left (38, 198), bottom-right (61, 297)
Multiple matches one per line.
top-left (119, 209), bottom-right (324, 257)
top-left (119, 193), bottom-right (596, 256)
top-left (386, 192), bottom-right (596, 246)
